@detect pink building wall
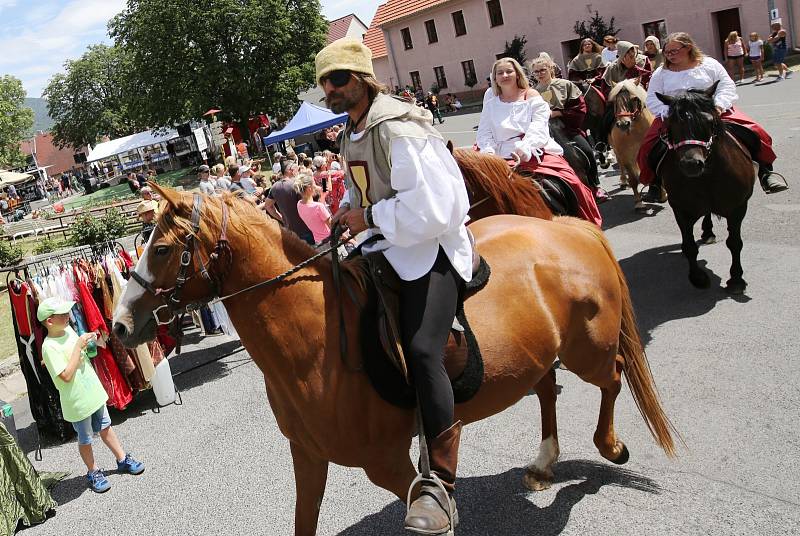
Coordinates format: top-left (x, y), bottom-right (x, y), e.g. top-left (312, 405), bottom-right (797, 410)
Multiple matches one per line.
top-left (378, 0), bottom-right (785, 95)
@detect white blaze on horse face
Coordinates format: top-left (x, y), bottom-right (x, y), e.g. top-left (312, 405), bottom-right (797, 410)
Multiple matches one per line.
top-left (112, 231), bottom-right (156, 329)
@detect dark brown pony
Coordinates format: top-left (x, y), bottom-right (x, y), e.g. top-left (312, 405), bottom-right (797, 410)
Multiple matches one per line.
top-left (655, 82), bottom-right (755, 293)
top-left (112, 185), bottom-right (677, 535)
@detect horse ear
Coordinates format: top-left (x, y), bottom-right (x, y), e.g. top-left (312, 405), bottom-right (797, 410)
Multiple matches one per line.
top-left (148, 181), bottom-right (185, 210)
top-left (704, 80), bottom-right (720, 98)
top-left (656, 92), bottom-right (674, 106)
top-left (446, 140), bottom-right (454, 154)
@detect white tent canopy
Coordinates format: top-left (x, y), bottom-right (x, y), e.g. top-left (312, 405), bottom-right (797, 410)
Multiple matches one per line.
top-left (87, 128), bottom-right (179, 163)
top-left (0, 169), bottom-right (34, 186)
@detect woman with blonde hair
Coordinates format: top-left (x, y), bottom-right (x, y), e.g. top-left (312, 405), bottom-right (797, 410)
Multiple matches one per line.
top-left (531, 56), bottom-right (607, 201)
top-left (477, 57), bottom-right (602, 224)
top-left (636, 32), bottom-right (785, 199)
top-left (723, 30), bottom-right (747, 84)
top-left (568, 38), bottom-right (605, 82)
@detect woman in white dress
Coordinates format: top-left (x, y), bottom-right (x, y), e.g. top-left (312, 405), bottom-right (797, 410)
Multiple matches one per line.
top-left (476, 57), bottom-right (602, 225)
top-left (636, 32), bottom-right (785, 199)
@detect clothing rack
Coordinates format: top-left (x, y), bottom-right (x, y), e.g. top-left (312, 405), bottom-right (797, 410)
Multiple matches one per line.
top-left (1, 241), bottom-right (125, 277)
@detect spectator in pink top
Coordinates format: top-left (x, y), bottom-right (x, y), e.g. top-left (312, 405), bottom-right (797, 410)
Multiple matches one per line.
top-left (295, 174), bottom-right (331, 246)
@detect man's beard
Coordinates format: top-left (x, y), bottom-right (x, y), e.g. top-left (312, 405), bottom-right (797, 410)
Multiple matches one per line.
top-left (326, 85), bottom-right (366, 114)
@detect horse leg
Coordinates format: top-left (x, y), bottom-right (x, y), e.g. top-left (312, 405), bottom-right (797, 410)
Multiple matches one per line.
top-left (674, 208), bottom-right (710, 288)
top-left (724, 203), bottom-right (748, 294)
top-left (523, 368), bottom-right (560, 491)
top-left (290, 441), bottom-right (329, 536)
top-left (699, 213), bottom-right (716, 244)
top-left (629, 167), bottom-right (645, 211)
top-left (592, 354), bottom-right (630, 464)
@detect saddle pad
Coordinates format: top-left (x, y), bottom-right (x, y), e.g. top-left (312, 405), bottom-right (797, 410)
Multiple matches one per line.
top-left (361, 257), bottom-right (490, 409)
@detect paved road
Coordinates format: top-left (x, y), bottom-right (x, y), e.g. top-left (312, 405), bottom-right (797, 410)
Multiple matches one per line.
top-left (12, 74), bottom-right (800, 535)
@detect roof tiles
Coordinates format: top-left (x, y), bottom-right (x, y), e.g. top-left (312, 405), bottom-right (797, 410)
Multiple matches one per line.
top-left (364, 0), bottom-right (450, 59)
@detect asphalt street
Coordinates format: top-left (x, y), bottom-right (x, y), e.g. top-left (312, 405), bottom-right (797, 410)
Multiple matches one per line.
top-left (11, 73), bottom-right (800, 535)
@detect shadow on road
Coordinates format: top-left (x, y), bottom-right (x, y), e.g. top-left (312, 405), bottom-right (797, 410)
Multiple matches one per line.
top-left (338, 460), bottom-right (661, 535)
top-left (617, 243), bottom-right (751, 345)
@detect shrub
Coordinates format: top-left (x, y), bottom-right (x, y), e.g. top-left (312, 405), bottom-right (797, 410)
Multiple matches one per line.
top-left (69, 208), bottom-right (128, 247)
top-left (32, 236), bottom-right (64, 256)
top-left (0, 240), bottom-right (24, 267)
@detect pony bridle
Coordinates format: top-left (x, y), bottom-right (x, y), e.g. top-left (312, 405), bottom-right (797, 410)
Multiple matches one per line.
top-left (130, 193), bottom-right (231, 330)
top-left (662, 135), bottom-right (714, 152)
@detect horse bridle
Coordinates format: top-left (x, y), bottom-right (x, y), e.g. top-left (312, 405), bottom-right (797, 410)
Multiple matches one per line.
top-left (614, 93), bottom-right (641, 122)
top-left (661, 135), bottom-right (714, 152)
top-left (129, 193), bottom-right (232, 338)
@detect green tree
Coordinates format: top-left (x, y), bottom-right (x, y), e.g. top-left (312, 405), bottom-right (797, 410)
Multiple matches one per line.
top-left (502, 35), bottom-right (528, 65)
top-left (109, 0), bottom-right (327, 143)
top-left (0, 75), bottom-right (34, 168)
top-left (43, 44), bottom-right (139, 150)
top-left (574, 11), bottom-right (620, 45)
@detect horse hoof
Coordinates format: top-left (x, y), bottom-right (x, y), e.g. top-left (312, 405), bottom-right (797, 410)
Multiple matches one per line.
top-left (699, 235), bottom-right (716, 245)
top-left (725, 279), bottom-right (747, 295)
top-left (634, 202), bottom-right (647, 212)
top-left (610, 443), bottom-right (630, 465)
top-left (599, 162), bottom-right (610, 170)
top-left (523, 468), bottom-right (553, 491)
top-left (689, 270), bottom-right (711, 289)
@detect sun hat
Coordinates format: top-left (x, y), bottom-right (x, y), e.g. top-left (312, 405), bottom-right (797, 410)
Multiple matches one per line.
top-left (197, 164), bottom-right (210, 172)
top-left (37, 297), bottom-right (76, 322)
top-left (239, 165), bottom-right (251, 174)
top-left (137, 200), bottom-right (158, 215)
top-left (315, 38), bottom-right (375, 84)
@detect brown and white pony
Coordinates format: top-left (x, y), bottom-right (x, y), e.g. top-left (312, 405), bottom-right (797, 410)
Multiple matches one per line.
top-left (112, 184), bottom-right (677, 535)
top-left (608, 79), bottom-right (654, 211)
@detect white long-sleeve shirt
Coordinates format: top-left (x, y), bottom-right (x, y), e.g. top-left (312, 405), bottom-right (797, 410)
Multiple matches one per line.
top-left (646, 57), bottom-right (739, 118)
top-left (342, 132), bottom-right (473, 282)
top-left (476, 88), bottom-right (563, 162)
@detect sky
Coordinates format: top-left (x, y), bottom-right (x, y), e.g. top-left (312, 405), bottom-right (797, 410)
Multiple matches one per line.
top-left (0, 0), bottom-right (379, 98)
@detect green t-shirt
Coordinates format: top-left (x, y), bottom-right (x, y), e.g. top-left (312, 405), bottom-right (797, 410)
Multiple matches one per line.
top-left (41, 327), bottom-right (108, 422)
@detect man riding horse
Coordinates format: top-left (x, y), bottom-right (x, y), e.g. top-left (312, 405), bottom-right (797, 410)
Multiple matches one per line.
top-left (316, 39), bottom-right (472, 534)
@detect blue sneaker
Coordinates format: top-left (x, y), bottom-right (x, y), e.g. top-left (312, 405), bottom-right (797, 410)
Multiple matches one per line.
top-left (117, 453), bottom-right (145, 475)
top-left (87, 469), bottom-right (111, 493)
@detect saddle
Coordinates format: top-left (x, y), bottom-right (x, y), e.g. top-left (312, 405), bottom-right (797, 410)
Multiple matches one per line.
top-left (358, 232), bottom-right (490, 408)
top-left (532, 175), bottom-right (580, 217)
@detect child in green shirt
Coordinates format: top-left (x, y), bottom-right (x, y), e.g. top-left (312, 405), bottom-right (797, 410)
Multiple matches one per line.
top-left (38, 297), bottom-right (145, 493)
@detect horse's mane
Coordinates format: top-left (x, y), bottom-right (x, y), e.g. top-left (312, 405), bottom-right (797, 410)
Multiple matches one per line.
top-left (666, 89), bottom-right (725, 137)
top-left (453, 149), bottom-right (553, 220)
top-left (156, 189), bottom-right (374, 293)
top-left (608, 79), bottom-right (647, 103)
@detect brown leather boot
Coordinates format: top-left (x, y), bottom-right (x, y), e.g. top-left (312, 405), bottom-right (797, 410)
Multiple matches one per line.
top-left (404, 421), bottom-right (462, 535)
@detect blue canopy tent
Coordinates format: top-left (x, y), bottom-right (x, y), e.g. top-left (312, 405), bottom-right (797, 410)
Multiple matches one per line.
top-left (262, 102), bottom-right (347, 146)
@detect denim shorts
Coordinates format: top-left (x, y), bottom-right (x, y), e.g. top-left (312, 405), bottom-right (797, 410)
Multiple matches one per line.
top-left (773, 47), bottom-right (787, 64)
top-left (72, 405), bottom-right (111, 445)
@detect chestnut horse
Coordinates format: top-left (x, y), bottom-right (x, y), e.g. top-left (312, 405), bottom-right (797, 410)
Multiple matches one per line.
top-left (112, 185), bottom-right (676, 535)
top-left (609, 79), bottom-right (655, 211)
top-left (655, 82), bottom-right (755, 293)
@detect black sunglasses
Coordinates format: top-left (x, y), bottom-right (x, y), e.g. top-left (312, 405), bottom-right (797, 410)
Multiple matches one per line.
top-left (321, 70), bottom-right (352, 88)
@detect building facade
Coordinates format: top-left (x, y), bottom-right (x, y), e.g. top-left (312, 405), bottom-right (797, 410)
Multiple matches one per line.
top-left (364, 0), bottom-right (793, 97)
top-left (20, 132), bottom-right (88, 176)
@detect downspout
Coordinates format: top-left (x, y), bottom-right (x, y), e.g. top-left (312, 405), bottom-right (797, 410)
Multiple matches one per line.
top-left (787, 0), bottom-right (797, 50)
top-left (383, 27), bottom-right (402, 88)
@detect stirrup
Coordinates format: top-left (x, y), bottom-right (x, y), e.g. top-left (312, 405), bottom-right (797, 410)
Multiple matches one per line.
top-left (406, 473), bottom-right (456, 536)
top-left (760, 171), bottom-right (789, 193)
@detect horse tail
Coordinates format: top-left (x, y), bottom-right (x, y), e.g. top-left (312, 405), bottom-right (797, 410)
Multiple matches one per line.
top-left (560, 217), bottom-right (680, 457)
top-left (615, 255), bottom-right (679, 458)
